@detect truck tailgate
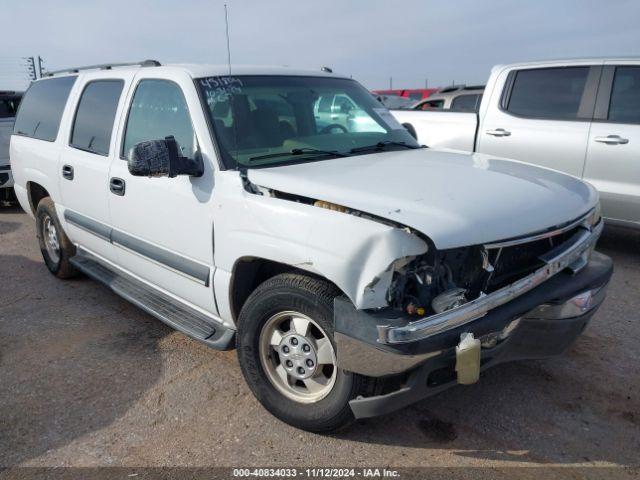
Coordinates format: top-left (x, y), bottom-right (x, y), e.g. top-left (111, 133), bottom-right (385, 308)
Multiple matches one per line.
top-left (0, 119), bottom-right (14, 165)
top-left (391, 110), bottom-right (478, 152)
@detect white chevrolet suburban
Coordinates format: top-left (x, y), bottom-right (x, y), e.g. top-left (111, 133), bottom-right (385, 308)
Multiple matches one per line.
top-left (393, 58), bottom-right (640, 230)
top-left (11, 61), bottom-right (612, 432)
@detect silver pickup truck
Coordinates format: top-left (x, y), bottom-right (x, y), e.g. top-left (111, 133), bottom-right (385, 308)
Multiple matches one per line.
top-left (393, 58), bottom-right (640, 230)
top-left (0, 90), bottom-right (22, 202)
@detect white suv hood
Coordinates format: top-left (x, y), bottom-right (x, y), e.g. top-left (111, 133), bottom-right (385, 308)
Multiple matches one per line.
top-left (247, 148), bottom-right (598, 249)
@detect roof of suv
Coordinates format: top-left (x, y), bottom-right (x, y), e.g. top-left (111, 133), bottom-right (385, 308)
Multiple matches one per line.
top-left (43, 62), bottom-right (348, 80)
top-left (492, 56), bottom-right (640, 73)
top-left (178, 64), bottom-right (347, 79)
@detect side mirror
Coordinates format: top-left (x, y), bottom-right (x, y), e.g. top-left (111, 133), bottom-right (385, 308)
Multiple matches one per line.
top-left (402, 122), bottom-right (418, 140)
top-left (128, 136), bottom-right (203, 178)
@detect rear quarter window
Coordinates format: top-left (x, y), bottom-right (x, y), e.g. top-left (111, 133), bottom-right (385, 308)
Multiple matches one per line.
top-left (417, 99), bottom-right (444, 110)
top-left (13, 76), bottom-right (77, 141)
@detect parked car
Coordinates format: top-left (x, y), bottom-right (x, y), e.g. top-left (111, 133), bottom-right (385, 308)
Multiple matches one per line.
top-left (374, 94), bottom-right (416, 109)
top-left (372, 88), bottom-right (439, 101)
top-left (11, 61), bottom-right (611, 432)
top-left (393, 58), bottom-right (640, 229)
top-left (412, 84), bottom-right (485, 111)
top-left (0, 90), bottom-right (22, 202)
top-left (313, 92), bottom-right (357, 131)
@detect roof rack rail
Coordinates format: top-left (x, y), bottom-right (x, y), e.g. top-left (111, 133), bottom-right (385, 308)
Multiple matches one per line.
top-left (44, 59), bottom-right (161, 77)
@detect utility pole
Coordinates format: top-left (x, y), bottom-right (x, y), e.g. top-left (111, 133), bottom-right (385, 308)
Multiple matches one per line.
top-left (25, 57), bottom-right (36, 81)
top-left (389, 77), bottom-right (393, 90)
top-left (425, 78), bottom-right (428, 89)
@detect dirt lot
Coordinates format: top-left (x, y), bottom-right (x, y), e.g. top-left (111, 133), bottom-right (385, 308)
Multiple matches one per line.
top-left (1, 205), bottom-right (639, 473)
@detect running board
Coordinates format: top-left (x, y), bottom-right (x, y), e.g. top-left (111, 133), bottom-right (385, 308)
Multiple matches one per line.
top-left (70, 250), bottom-right (235, 350)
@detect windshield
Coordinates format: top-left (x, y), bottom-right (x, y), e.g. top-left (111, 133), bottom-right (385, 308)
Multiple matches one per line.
top-left (197, 75), bottom-right (420, 168)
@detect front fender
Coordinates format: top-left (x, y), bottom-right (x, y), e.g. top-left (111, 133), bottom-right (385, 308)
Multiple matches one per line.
top-left (215, 181), bottom-right (428, 311)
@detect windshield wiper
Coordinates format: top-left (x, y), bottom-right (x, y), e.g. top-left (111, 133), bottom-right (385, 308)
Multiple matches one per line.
top-left (249, 147), bottom-right (348, 162)
top-left (349, 141), bottom-right (424, 154)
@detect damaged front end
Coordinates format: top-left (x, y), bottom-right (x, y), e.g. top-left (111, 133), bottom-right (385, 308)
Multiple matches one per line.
top-left (380, 208), bottom-right (603, 343)
top-left (332, 209), bottom-right (612, 418)
top-left (386, 222), bottom-right (589, 320)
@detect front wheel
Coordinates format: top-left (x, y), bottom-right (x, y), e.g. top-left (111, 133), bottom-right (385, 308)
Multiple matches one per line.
top-left (236, 273), bottom-right (372, 432)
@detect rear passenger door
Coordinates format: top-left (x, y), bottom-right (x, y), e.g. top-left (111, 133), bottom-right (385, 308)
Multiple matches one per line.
top-left (58, 76), bottom-right (128, 262)
top-left (478, 65), bottom-right (600, 177)
top-left (584, 62), bottom-right (640, 226)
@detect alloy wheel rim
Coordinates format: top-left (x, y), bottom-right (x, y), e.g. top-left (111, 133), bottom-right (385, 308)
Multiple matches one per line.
top-left (42, 215), bottom-right (61, 264)
top-left (259, 311), bottom-right (337, 403)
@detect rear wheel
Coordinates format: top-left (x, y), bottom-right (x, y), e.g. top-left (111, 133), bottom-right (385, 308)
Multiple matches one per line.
top-left (36, 197), bottom-right (77, 279)
top-left (236, 273), bottom-right (372, 432)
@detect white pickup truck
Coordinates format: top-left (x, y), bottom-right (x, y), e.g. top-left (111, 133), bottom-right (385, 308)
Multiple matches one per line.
top-left (11, 61), bottom-right (611, 432)
top-left (393, 58), bottom-right (640, 230)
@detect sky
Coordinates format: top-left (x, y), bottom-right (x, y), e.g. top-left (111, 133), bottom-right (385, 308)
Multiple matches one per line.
top-left (2, 0), bottom-right (640, 91)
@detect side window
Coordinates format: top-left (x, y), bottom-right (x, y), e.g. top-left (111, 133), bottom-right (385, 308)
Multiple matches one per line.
top-left (13, 76), bottom-right (77, 141)
top-left (332, 94), bottom-right (355, 113)
top-left (505, 67), bottom-right (590, 120)
top-left (418, 99), bottom-right (444, 110)
top-left (451, 94), bottom-right (482, 112)
top-left (408, 92), bottom-right (423, 101)
top-left (123, 80), bottom-right (196, 160)
top-left (608, 66), bottom-right (640, 124)
top-left (317, 95), bottom-right (333, 113)
top-left (70, 80), bottom-right (124, 156)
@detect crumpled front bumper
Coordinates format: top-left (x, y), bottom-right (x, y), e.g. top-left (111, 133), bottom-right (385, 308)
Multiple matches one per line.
top-left (334, 250), bottom-right (613, 419)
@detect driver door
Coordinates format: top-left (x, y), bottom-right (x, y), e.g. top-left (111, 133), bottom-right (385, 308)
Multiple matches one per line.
top-left (108, 74), bottom-right (218, 314)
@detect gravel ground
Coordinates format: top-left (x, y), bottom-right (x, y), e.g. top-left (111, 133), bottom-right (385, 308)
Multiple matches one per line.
top-left (1, 205), bottom-right (638, 474)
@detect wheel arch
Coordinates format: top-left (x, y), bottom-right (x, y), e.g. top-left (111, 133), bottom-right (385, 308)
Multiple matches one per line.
top-left (26, 181), bottom-right (51, 215)
top-left (229, 256), bottom-right (342, 323)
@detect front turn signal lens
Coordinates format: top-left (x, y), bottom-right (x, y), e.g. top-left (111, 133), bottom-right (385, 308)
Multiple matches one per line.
top-left (314, 200), bottom-right (348, 213)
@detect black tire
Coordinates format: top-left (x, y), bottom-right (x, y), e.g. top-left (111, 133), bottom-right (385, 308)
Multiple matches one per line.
top-left (236, 273), bottom-right (371, 432)
top-left (35, 197), bottom-right (78, 279)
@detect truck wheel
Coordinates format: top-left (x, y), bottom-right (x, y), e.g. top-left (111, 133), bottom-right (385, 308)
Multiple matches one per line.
top-left (35, 198), bottom-right (77, 279)
top-left (237, 273), bottom-right (371, 432)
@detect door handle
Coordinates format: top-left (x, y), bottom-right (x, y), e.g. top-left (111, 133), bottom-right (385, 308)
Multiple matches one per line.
top-left (594, 135), bottom-right (629, 145)
top-left (486, 128), bottom-right (511, 137)
top-left (62, 165), bottom-right (74, 180)
top-left (109, 177), bottom-right (126, 196)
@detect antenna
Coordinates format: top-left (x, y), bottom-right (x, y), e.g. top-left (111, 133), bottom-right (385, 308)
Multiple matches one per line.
top-left (223, 3), bottom-right (239, 170)
top-left (224, 4), bottom-right (232, 75)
